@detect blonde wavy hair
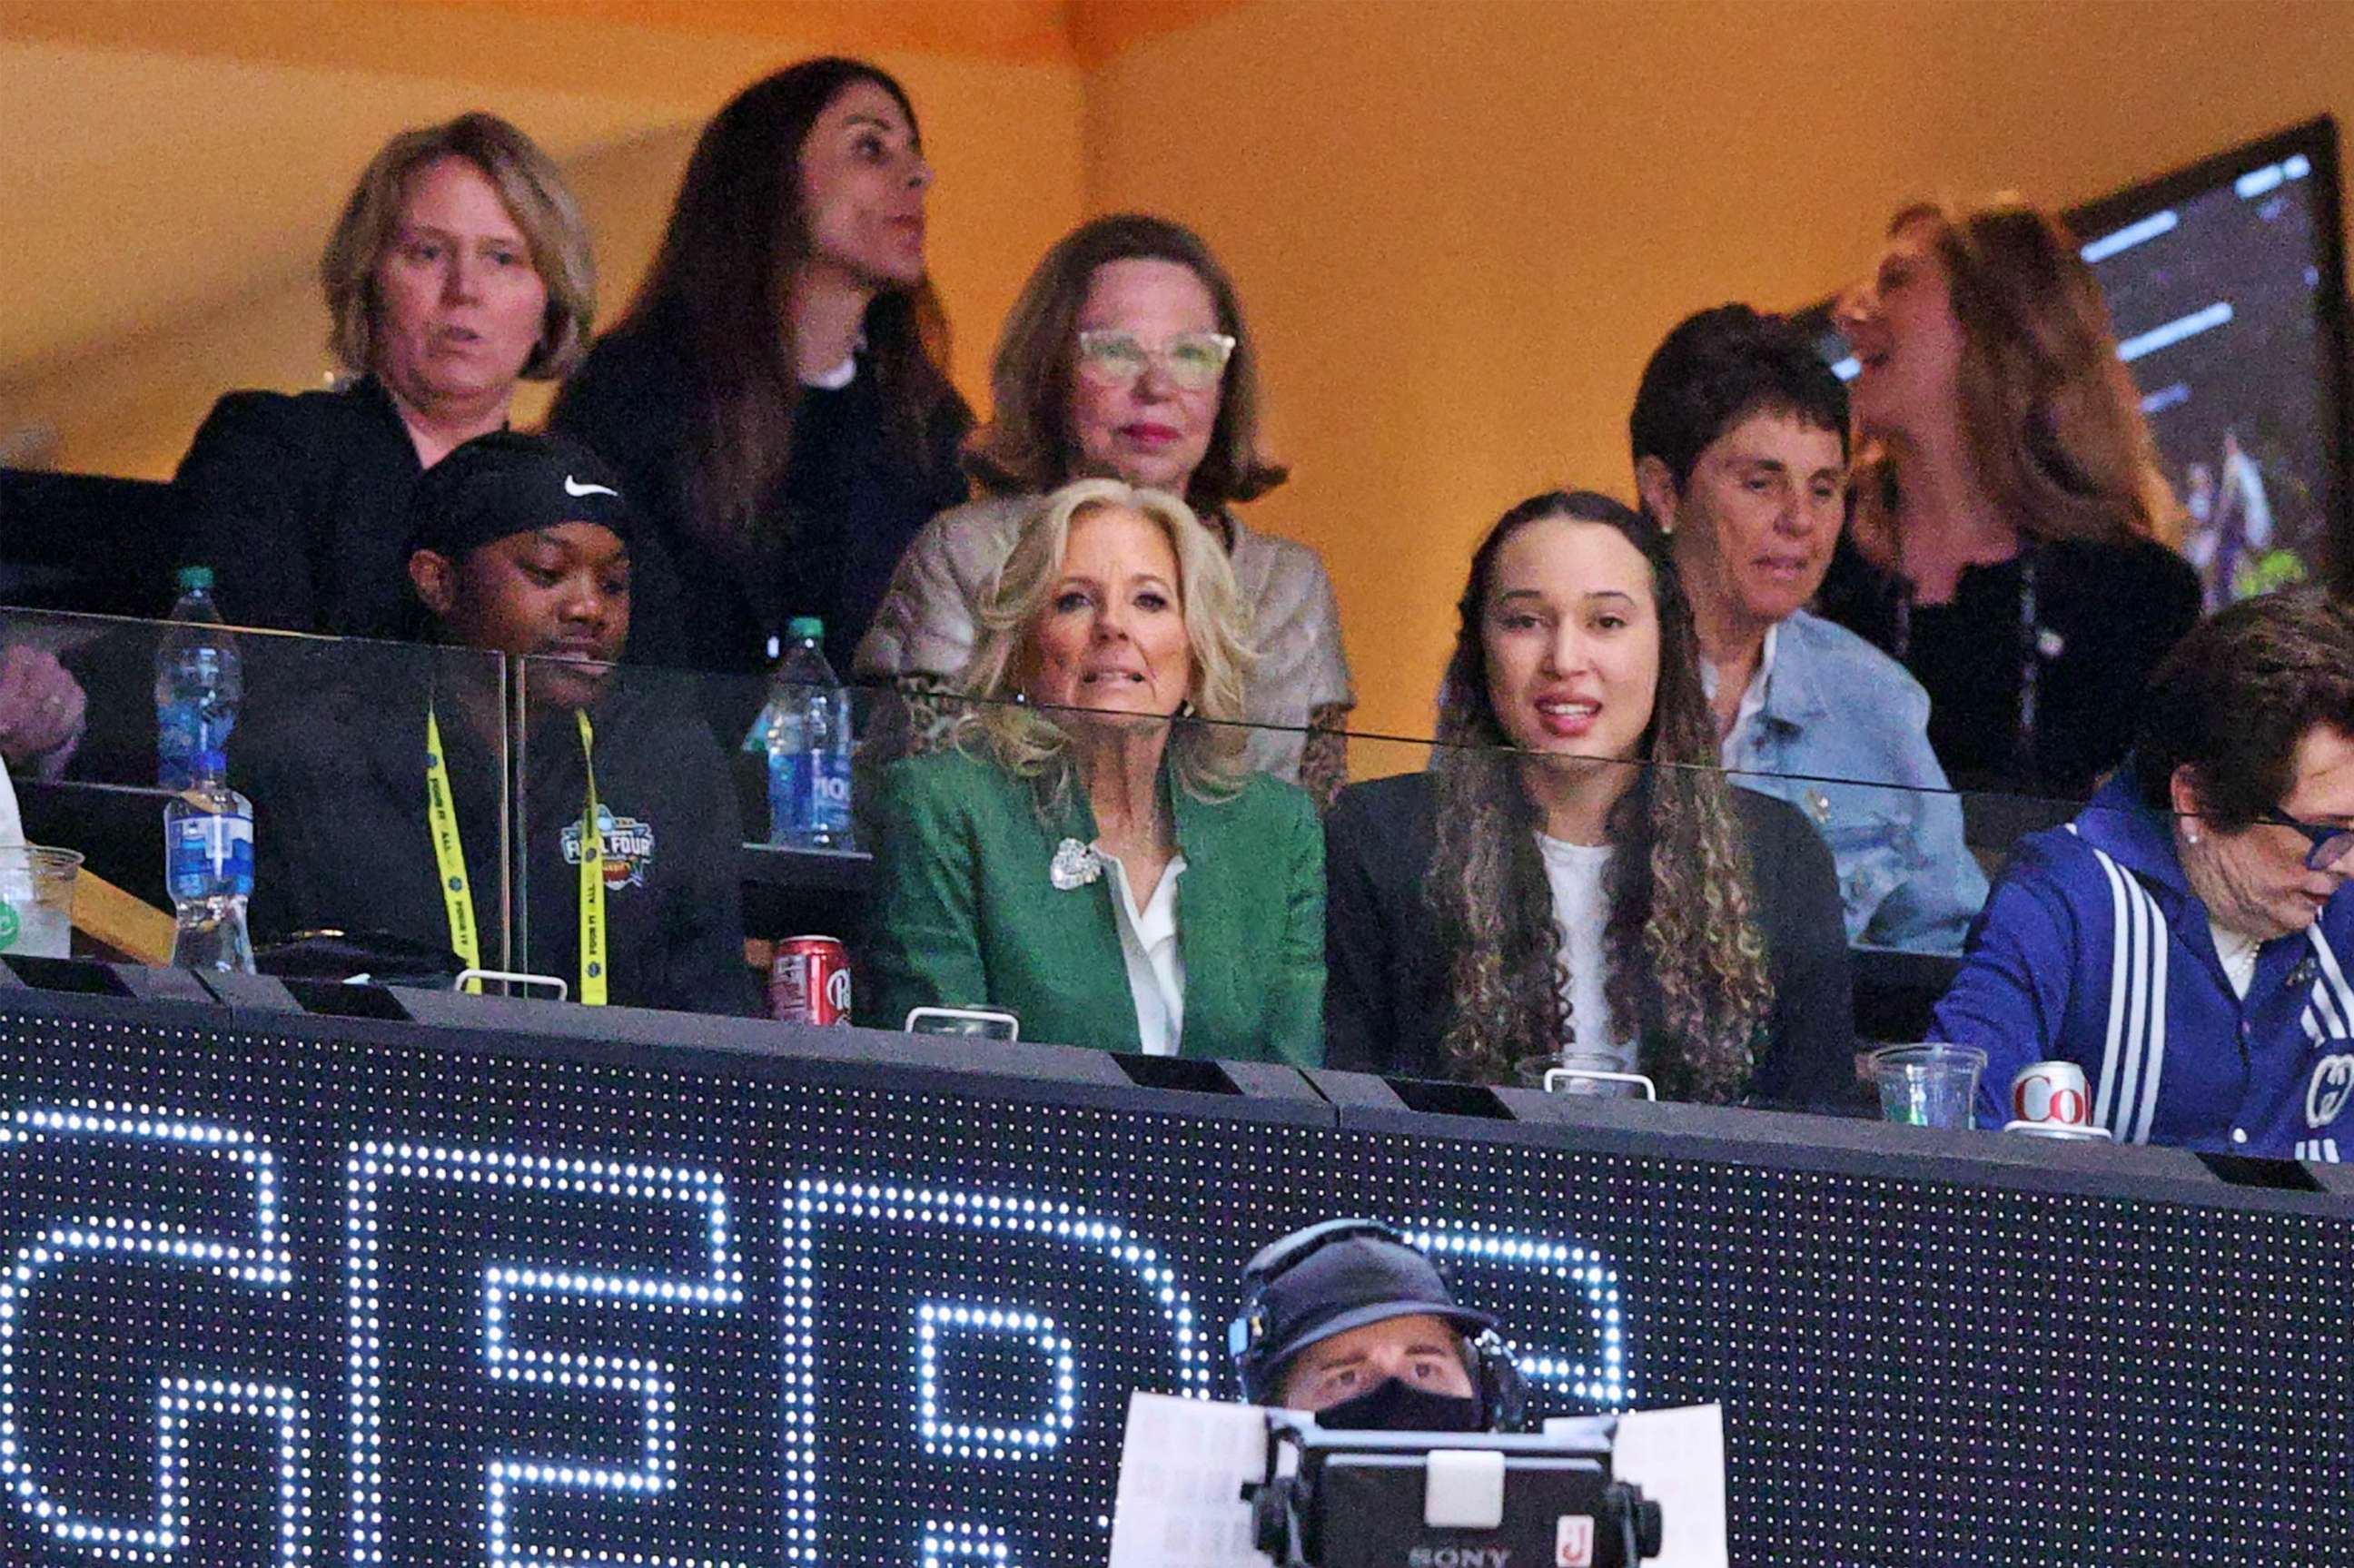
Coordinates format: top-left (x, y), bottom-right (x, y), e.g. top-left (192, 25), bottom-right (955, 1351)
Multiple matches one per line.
top-left (1429, 490), bottom-right (1773, 1101)
top-left (1849, 196), bottom-right (2178, 563)
top-left (957, 478), bottom-right (1255, 807)
top-left (321, 112), bottom-right (597, 383)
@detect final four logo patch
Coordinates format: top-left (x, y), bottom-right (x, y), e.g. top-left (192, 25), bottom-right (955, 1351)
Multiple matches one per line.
top-left (562, 805), bottom-right (655, 890)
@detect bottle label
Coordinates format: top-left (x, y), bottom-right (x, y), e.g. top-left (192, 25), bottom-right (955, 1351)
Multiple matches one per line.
top-left (157, 700), bottom-right (236, 787)
top-left (766, 750), bottom-right (851, 842)
top-left (167, 813), bottom-right (255, 902)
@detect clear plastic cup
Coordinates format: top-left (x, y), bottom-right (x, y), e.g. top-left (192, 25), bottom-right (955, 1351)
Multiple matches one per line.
top-left (0, 845), bottom-right (81, 961)
top-left (1513, 1052), bottom-right (1653, 1100)
top-left (1869, 1042), bottom-right (1987, 1129)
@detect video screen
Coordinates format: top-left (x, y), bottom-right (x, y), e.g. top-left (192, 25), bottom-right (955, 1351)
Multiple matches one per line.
top-left (1811, 125), bottom-right (2347, 606)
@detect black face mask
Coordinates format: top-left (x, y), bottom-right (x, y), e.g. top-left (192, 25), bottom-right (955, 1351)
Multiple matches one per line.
top-left (1314, 1376), bottom-right (1484, 1433)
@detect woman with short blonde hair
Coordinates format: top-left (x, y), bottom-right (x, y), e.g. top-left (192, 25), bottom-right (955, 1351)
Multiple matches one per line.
top-left (959, 478), bottom-right (1255, 804)
top-left (320, 111), bottom-right (596, 385)
top-left (1823, 196), bottom-right (2202, 795)
top-left (865, 478), bottom-right (1324, 1064)
top-left (177, 110), bottom-right (596, 639)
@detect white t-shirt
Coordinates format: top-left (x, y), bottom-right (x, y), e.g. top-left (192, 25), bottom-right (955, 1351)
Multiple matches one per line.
top-left (1095, 845), bottom-right (1189, 1056)
top-left (1535, 833), bottom-right (1630, 1071)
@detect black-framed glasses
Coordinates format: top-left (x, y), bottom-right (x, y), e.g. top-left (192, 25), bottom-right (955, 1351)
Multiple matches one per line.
top-left (1074, 330), bottom-right (1236, 391)
top-left (2260, 808), bottom-right (2354, 871)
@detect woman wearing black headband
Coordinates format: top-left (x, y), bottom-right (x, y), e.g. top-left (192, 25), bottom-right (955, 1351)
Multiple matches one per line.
top-left (239, 431), bottom-right (757, 1016)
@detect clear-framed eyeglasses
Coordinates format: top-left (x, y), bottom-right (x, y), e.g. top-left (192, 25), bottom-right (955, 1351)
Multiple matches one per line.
top-left (1074, 330), bottom-right (1236, 392)
top-left (2259, 807), bottom-right (2354, 872)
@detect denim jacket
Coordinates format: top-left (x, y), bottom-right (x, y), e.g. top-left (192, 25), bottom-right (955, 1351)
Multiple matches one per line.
top-left (1722, 612), bottom-right (1987, 952)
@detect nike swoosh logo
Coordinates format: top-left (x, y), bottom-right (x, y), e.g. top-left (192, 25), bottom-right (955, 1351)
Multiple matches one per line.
top-left (564, 476), bottom-right (619, 498)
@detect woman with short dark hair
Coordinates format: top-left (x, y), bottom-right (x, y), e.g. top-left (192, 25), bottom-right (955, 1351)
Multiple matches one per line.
top-left (1822, 197), bottom-right (2202, 795)
top-left (551, 57), bottom-right (971, 683)
top-left (1324, 490), bottom-right (1852, 1106)
top-left (856, 213), bottom-right (1352, 799)
top-left (177, 111), bottom-right (595, 637)
top-left (1934, 589), bottom-right (2354, 1155)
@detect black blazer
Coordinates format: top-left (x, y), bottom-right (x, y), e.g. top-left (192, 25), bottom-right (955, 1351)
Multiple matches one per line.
top-left (1324, 771), bottom-right (1855, 1110)
top-left (174, 375), bottom-right (424, 639)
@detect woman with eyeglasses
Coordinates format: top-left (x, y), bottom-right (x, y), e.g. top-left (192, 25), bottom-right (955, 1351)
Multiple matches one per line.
top-left (856, 214), bottom-right (1354, 802)
top-left (1934, 589), bottom-right (2354, 1157)
top-left (549, 59), bottom-right (971, 684)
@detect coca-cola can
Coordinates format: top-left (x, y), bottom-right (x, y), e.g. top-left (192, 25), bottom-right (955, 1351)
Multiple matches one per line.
top-left (772, 935), bottom-right (852, 1026)
top-left (2011, 1060), bottom-right (2092, 1129)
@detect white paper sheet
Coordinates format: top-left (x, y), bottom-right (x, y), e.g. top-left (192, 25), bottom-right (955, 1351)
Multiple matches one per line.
top-left (0, 753), bottom-right (21, 849)
top-left (1609, 1404), bottom-right (1728, 1568)
top-left (1106, 1392), bottom-right (1270, 1568)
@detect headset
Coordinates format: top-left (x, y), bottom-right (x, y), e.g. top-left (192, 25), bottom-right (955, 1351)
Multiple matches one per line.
top-left (1228, 1218), bottom-right (1527, 1431)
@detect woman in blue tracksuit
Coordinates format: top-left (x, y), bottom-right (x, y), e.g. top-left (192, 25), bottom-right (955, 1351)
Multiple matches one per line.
top-left (1934, 590), bottom-right (2354, 1159)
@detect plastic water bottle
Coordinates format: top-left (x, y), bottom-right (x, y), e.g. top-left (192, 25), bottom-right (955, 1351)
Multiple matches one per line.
top-left (154, 566), bottom-right (242, 791)
top-left (765, 617), bottom-right (854, 851)
top-left (163, 749), bottom-right (255, 974)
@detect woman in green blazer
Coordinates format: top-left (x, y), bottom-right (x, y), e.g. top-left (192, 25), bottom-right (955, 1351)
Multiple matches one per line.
top-left (865, 478), bottom-right (1324, 1064)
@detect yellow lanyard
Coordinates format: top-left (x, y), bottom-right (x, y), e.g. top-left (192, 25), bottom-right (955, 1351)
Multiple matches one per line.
top-left (423, 705), bottom-right (607, 1005)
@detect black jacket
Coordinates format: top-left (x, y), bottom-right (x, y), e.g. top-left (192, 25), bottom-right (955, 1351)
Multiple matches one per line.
top-left (237, 646), bottom-right (758, 1017)
top-left (174, 375), bottom-right (425, 639)
top-left (1815, 536), bottom-right (2202, 798)
top-left (549, 325), bottom-right (974, 684)
top-left (1323, 771), bottom-right (1855, 1110)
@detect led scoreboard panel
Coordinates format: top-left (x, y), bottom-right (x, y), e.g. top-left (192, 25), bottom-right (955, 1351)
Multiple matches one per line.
top-left (0, 989), bottom-right (2349, 1568)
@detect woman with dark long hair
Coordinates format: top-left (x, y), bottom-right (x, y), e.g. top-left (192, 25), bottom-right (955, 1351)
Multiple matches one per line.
top-left (550, 58), bottom-right (971, 680)
top-left (1323, 491), bottom-right (1853, 1106)
top-left (1822, 197), bottom-right (2202, 797)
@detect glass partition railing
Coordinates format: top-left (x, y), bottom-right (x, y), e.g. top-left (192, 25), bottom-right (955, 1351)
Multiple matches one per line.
top-left (39, 602), bottom-right (2289, 1147)
top-left (0, 606), bottom-right (508, 983)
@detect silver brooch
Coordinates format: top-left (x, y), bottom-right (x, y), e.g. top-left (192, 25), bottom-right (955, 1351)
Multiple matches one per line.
top-left (1050, 837), bottom-right (1103, 891)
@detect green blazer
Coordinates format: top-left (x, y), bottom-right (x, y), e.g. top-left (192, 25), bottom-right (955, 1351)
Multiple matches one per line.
top-left (864, 746), bottom-right (1324, 1066)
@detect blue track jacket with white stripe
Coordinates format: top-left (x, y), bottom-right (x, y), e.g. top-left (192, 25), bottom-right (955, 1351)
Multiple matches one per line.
top-left (1934, 769), bottom-right (2354, 1159)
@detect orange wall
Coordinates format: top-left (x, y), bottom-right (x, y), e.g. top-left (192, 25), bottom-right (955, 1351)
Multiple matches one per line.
top-left (12, 0), bottom-right (2354, 749)
top-left (1084, 0), bottom-right (2354, 745)
top-left (0, 1), bottom-right (1087, 477)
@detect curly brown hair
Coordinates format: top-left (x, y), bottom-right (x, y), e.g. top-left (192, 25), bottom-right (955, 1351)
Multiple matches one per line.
top-left (1429, 490), bottom-right (1773, 1100)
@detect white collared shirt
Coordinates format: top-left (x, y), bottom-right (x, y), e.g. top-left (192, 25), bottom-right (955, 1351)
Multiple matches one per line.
top-left (1700, 622), bottom-right (1781, 767)
top-left (1094, 844), bottom-right (1189, 1056)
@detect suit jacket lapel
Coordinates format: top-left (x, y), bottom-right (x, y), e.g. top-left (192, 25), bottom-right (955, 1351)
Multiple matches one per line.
top-left (1038, 769), bottom-right (1144, 1053)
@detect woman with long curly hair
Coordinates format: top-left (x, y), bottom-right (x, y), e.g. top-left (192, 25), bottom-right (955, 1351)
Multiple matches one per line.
top-left (1323, 490), bottom-right (1854, 1106)
top-left (1821, 197), bottom-right (2201, 797)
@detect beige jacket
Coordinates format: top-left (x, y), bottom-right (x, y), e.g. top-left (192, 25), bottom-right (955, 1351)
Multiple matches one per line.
top-left (855, 493), bottom-right (1353, 782)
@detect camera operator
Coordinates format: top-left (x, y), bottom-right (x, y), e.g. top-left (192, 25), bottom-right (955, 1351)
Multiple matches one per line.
top-left (1230, 1218), bottom-right (1522, 1432)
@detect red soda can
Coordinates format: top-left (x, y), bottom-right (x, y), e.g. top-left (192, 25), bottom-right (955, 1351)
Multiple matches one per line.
top-left (772, 935), bottom-right (852, 1026)
top-left (2011, 1060), bottom-right (2092, 1129)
